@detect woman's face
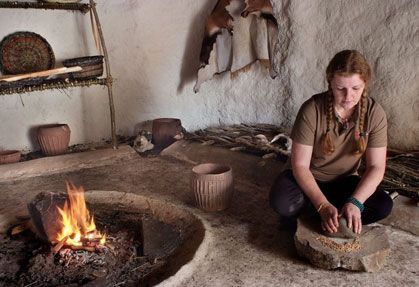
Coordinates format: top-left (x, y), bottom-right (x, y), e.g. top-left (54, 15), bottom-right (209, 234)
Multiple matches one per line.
top-left (330, 73), bottom-right (366, 111)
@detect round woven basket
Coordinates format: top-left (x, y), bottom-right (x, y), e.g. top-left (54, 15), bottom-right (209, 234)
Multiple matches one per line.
top-left (0, 31), bottom-right (55, 75)
top-left (191, 163), bottom-right (234, 212)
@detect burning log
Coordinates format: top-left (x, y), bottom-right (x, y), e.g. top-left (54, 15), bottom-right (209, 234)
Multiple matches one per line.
top-left (52, 236), bottom-right (68, 254)
top-left (27, 182), bottom-right (106, 253)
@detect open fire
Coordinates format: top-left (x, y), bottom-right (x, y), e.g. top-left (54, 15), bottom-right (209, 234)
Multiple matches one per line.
top-left (52, 182), bottom-right (106, 253)
top-left (4, 189), bottom-right (194, 286)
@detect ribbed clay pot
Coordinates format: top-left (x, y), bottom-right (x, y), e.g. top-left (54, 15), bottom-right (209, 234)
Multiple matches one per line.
top-left (37, 124), bottom-right (71, 156)
top-left (0, 150), bottom-right (21, 164)
top-left (152, 118), bottom-right (182, 149)
top-left (191, 163), bottom-right (234, 212)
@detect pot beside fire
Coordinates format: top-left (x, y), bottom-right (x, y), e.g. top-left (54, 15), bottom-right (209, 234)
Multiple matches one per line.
top-left (191, 163), bottom-right (234, 211)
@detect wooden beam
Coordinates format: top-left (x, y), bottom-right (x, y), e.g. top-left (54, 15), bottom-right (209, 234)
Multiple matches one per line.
top-left (0, 1), bottom-right (90, 13)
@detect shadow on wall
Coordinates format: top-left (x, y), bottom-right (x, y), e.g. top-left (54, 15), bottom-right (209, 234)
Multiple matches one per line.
top-left (177, 0), bottom-right (217, 94)
top-left (27, 126), bottom-right (40, 152)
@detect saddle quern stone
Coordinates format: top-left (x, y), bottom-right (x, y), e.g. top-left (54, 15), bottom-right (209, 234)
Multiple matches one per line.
top-left (294, 215), bottom-right (390, 272)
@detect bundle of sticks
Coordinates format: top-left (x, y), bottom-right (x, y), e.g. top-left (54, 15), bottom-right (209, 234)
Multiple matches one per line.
top-left (380, 151), bottom-right (419, 200)
top-left (52, 231), bottom-right (107, 254)
top-left (186, 123), bottom-right (292, 160)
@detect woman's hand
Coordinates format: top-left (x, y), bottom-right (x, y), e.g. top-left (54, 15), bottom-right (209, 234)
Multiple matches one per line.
top-left (340, 203), bottom-right (362, 234)
top-left (319, 203), bottom-right (339, 233)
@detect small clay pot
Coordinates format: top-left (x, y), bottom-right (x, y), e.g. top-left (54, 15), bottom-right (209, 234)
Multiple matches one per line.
top-left (0, 150), bottom-right (21, 164)
top-left (191, 163), bottom-right (234, 212)
top-left (37, 124), bottom-right (71, 156)
top-left (152, 118), bottom-right (182, 149)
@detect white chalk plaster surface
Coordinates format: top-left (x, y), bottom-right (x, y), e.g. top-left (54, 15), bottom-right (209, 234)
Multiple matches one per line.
top-left (0, 0), bottom-right (417, 151)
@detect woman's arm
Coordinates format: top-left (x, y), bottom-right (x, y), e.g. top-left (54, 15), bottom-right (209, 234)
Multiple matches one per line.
top-left (341, 146), bottom-right (387, 233)
top-left (291, 142), bottom-right (339, 232)
top-left (353, 147), bottom-right (386, 202)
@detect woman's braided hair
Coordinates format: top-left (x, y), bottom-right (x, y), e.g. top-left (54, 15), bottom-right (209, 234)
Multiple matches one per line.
top-left (322, 50), bottom-right (372, 155)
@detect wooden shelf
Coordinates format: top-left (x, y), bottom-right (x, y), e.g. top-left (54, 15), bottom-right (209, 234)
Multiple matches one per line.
top-left (0, 1), bottom-right (90, 13)
top-left (0, 77), bottom-right (108, 96)
top-left (1, 0), bottom-right (117, 148)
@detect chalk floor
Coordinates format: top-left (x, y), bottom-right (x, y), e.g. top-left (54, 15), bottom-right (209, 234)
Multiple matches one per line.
top-left (0, 143), bottom-right (417, 287)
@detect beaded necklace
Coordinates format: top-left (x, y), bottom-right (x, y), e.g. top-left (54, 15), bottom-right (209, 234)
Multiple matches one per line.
top-left (334, 107), bottom-right (352, 130)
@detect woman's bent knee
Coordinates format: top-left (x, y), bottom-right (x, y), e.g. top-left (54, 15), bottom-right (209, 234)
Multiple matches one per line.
top-left (269, 170), bottom-right (305, 217)
top-left (376, 192), bottom-right (393, 221)
top-left (363, 190), bottom-right (394, 224)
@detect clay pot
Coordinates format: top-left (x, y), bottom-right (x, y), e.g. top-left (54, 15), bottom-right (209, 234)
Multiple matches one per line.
top-left (37, 124), bottom-right (71, 156)
top-left (152, 118), bottom-right (182, 149)
top-left (0, 150), bottom-right (21, 164)
top-left (191, 163), bottom-right (234, 212)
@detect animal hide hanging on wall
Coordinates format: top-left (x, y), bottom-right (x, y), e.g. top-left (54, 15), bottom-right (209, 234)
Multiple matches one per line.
top-left (194, 0), bottom-right (279, 93)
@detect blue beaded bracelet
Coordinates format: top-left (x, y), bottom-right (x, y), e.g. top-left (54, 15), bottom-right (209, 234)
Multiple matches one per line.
top-left (347, 196), bottom-right (364, 212)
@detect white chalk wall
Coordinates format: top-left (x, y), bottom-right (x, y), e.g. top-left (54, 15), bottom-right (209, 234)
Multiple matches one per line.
top-left (0, 0), bottom-right (417, 152)
top-left (275, 0), bottom-right (419, 150)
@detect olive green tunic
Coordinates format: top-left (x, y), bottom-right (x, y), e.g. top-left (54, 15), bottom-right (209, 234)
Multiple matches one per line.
top-left (290, 92), bottom-right (387, 182)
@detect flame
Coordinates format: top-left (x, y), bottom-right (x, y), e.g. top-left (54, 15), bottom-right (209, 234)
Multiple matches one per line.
top-left (56, 182), bottom-right (105, 247)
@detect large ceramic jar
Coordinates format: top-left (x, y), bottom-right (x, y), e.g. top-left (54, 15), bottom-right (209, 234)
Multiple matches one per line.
top-left (191, 163), bottom-right (234, 212)
top-left (37, 124), bottom-right (71, 156)
top-left (152, 118), bottom-right (182, 149)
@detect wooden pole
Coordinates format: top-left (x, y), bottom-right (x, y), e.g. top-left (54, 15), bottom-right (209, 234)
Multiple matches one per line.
top-left (89, 0), bottom-right (117, 149)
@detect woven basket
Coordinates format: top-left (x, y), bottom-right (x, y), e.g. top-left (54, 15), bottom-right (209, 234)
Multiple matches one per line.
top-left (69, 63), bottom-right (103, 80)
top-left (62, 56), bottom-right (104, 80)
top-left (0, 31), bottom-right (55, 75)
top-left (62, 56), bottom-right (103, 67)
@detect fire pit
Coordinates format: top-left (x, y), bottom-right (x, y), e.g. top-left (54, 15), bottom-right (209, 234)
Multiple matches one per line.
top-left (0, 188), bottom-right (205, 286)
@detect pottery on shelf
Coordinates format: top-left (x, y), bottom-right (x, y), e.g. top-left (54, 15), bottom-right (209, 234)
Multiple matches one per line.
top-left (191, 163), bottom-right (234, 212)
top-left (152, 118), bottom-right (182, 149)
top-left (37, 124), bottom-right (71, 156)
top-left (0, 150), bottom-right (21, 164)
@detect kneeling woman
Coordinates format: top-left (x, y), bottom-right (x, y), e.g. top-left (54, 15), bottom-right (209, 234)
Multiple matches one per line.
top-left (270, 50), bottom-right (393, 234)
